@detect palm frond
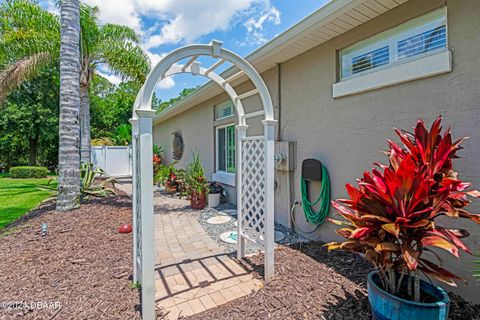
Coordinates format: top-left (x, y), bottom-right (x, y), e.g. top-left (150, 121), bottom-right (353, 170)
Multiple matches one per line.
top-left (0, 0), bottom-right (59, 100)
top-left (0, 0), bottom-right (60, 32)
top-left (97, 41), bottom-right (150, 83)
top-left (79, 4), bottom-right (100, 59)
top-left (0, 52), bottom-right (51, 102)
top-left (99, 24), bottom-right (139, 43)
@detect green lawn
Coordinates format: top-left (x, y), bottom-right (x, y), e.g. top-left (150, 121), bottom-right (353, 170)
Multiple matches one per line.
top-left (0, 174), bottom-right (57, 229)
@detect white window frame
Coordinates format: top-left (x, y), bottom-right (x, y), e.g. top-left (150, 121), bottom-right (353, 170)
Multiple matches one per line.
top-left (215, 100), bottom-right (235, 121)
top-left (334, 7), bottom-right (451, 97)
top-left (213, 123), bottom-right (236, 186)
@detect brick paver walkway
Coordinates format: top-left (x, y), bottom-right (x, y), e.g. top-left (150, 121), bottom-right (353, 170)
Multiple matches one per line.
top-left (153, 194), bottom-right (262, 319)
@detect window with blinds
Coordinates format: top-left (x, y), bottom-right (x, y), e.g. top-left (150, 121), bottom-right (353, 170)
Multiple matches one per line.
top-left (215, 100), bottom-right (234, 120)
top-left (340, 8), bottom-right (447, 80)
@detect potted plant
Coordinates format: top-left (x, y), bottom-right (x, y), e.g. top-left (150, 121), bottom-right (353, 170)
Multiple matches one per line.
top-left (175, 168), bottom-right (188, 196)
top-left (153, 145), bottom-right (164, 184)
top-left (208, 182), bottom-right (223, 208)
top-left (185, 151), bottom-right (210, 209)
top-left (326, 117), bottom-right (480, 320)
top-left (153, 144), bottom-right (164, 165)
top-left (155, 162), bottom-right (177, 194)
top-left (165, 170), bottom-right (177, 194)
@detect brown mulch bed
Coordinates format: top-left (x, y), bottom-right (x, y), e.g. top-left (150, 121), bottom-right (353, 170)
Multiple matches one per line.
top-left (1, 190), bottom-right (478, 320)
top-left (0, 195), bottom-right (141, 320)
top-left (187, 242), bottom-right (480, 320)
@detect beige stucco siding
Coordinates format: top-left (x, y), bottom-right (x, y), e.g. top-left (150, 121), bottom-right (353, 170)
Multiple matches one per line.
top-left (153, 0), bottom-right (480, 301)
top-left (281, 0), bottom-right (480, 301)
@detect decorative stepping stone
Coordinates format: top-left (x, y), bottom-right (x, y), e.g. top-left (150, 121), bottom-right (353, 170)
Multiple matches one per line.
top-left (221, 209), bottom-right (237, 217)
top-left (220, 231), bottom-right (238, 244)
top-left (260, 231), bottom-right (285, 242)
top-left (206, 215), bottom-right (232, 225)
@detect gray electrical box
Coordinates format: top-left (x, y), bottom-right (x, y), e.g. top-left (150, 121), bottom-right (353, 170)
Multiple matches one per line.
top-left (274, 141), bottom-right (296, 172)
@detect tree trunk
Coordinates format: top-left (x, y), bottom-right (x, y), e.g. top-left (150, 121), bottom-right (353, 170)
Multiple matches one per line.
top-left (57, 0), bottom-right (81, 211)
top-left (28, 137), bottom-right (38, 166)
top-left (80, 82), bottom-right (91, 163)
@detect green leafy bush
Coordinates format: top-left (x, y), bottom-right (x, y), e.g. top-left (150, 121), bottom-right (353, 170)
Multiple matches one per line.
top-left (9, 166), bottom-right (48, 178)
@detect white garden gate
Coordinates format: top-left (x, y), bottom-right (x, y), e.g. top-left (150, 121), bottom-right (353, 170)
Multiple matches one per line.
top-left (130, 40), bottom-right (276, 320)
top-left (91, 146), bottom-right (132, 177)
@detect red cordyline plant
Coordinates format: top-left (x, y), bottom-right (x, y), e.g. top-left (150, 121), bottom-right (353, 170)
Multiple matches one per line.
top-left (326, 116), bottom-right (480, 301)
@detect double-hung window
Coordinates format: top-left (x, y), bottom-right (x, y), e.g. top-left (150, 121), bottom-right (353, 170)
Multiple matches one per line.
top-left (340, 8), bottom-right (447, 80)
top-left (216, 124), bottom-right (235, 174)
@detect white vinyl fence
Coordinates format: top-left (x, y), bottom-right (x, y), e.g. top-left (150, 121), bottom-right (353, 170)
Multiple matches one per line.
top-left (91, 146), bottom-right (132, 177)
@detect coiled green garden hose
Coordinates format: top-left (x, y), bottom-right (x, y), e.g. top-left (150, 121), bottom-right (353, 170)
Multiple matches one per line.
top-left (300, 165), bottom-right (331, 225)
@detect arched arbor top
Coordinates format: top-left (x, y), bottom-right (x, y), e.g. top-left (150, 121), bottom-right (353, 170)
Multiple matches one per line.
top-left (132, 40), bottom-right (275, 126)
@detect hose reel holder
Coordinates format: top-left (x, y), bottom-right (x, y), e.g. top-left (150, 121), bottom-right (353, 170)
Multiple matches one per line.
top-left (300, 158), bottom-right (331, 226)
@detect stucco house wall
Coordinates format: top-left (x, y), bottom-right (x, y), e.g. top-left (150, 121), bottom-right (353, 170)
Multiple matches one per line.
top-left (281, 0), bottom-right (480, 300)
top-left (153, 0), bottom-right (480, 301)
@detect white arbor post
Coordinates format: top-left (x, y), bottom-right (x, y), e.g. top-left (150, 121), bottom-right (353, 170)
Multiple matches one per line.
top-left (263, 120), bottom-right (276, 281)
top-left (136, 109), bottom-right (156, 320)
top-left (130, 118), bottom-right (139, 283)
top-left (236, 124), bottom-right (248, 260)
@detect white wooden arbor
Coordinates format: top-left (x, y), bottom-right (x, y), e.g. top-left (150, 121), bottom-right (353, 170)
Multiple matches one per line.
top-left (130, 40), bottom-right (276, 320)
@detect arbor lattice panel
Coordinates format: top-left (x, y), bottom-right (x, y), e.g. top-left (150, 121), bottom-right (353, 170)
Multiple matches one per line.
top-left (240, 138), bottom-right (266, 246)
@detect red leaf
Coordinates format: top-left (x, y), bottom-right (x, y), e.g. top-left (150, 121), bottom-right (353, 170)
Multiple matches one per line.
top-left (421, 235), bottom-right (459, 257)
top-left (419, 258), bottom-right (463, 286)
top-left (467, 190), bottom-right (480, 198)
top-left (349, 227), bottom-right (373, 239)
top-left (432, 228), bottom-right (471, 254)
top-left (382, 223), bottom-right (399, 237)
top-left (402, 244), bottom-right (419, 270)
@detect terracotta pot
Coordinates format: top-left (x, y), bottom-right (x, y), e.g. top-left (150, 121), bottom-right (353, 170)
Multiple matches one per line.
top-left (190, 191), bottom-right (206, 209)
top-left (165, 184), bottom-right (177, 194)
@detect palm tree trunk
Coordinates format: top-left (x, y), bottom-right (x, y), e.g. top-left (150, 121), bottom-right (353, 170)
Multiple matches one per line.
top-left (57, 0), bottom-right (81, 211)
top-left (80, 81), bottom-right (91, 163)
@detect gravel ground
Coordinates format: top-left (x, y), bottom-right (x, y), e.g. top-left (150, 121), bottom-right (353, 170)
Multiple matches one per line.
top-left (198, 207), bottom-right (308, 255)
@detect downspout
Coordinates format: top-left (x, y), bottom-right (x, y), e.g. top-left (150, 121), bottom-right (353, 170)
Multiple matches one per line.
top-left (276, 63), bottom-right (294, 230)
top-left (276, 63), bottom-right (282, 140)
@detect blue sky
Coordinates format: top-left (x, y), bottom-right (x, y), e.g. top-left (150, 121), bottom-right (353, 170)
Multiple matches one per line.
top-left (39, 0), bottom-right (331, 102)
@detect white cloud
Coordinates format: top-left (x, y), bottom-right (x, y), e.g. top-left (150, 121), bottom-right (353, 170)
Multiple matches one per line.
top-left (96, 70), bottom-right (122, 86)
top-left (141, 0), bottom-right (256, 49)
top-left (41, 0), bottom-right (281, 50)
top-left (79, 0), bottom-right (280, 50)
top-left (157, 77), bottom-right (175, 89)
top-left (244, 3), bottom-right (281, 45)
top-left (82, 0), bottom-right (143, 33)
top-left (38, 0), bottom-right (58, 15)
top-left (40, 0), bottom-right (280, 89)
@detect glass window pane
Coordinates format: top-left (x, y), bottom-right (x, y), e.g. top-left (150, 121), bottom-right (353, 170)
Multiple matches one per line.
top-left (226, 125), bottom-right (235, 173)
top-left (398, 26), bottom-right (446, 59)
top-left (340, 8), bottom-right (447, 80)
top-left (217, 128), bottom-right (226, 171)
top-left (352, 46), bottom-right (389, 74)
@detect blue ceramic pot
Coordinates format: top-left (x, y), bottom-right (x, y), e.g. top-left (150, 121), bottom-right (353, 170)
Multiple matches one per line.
top-left (367, 271), bottom-right (449, 320)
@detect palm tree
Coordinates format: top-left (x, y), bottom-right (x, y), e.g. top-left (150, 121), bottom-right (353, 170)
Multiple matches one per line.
top-left (57, 0), bottom-right (81, 211)
top-left (0, 0), bottom-right (59, 95)
top-left (0, 0), bottom-right (150, 162)
top-left (77, 5), bottom-right (149, 161)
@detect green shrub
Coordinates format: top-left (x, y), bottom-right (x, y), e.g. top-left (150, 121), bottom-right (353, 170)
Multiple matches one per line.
top-left (9, 166), bottom-right (48, 178)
